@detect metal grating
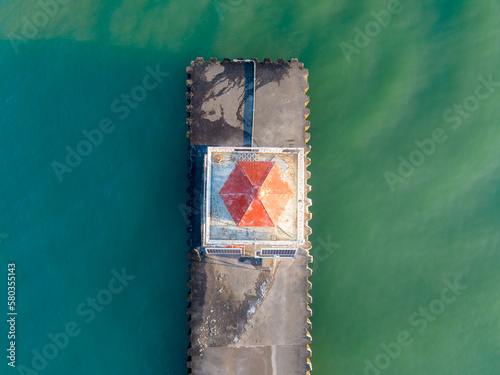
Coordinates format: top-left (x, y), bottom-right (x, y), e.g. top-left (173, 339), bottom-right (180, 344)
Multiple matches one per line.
top-left (258, 248), bottom-right (297, 258)
top-left (205, 247), bottom-right (242, 255)
top-left (239, 152), bottom-right (257, 161)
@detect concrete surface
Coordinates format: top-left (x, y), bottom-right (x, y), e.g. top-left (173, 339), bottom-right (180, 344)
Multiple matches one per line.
top-left (186, 58), bottom-right (312, 375)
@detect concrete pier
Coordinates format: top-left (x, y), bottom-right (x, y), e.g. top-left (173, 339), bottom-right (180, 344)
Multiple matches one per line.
top-left (186, 57), bottom-right (312, 375)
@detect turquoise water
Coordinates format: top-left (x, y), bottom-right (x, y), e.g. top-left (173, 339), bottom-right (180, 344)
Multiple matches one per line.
top-left (1, 1), bottom-right (500, 374)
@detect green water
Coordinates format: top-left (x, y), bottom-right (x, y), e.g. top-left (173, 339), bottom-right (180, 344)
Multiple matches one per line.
top-left (1, 1), bottom-right (499, 374)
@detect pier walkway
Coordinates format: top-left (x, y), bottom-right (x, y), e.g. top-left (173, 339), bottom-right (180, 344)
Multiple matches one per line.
top-left (186, 57), bottom-right (312, 375)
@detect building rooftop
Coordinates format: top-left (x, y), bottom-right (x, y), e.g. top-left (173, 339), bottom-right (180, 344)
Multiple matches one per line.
top-left (203, 147), bottom-right (304, 248)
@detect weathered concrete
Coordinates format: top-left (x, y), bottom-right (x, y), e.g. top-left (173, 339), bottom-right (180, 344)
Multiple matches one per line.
top-left (187, 58), bottom-right (309, 148)
top-left (186, 58), bottom-right (312, 375)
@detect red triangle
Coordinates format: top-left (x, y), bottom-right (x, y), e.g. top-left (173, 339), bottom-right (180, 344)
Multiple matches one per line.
top-left (219, 163), bottom-right (253, 196)
top-left (238, 161), bottom-right (273, 187)
top-left (238, 198), bottom-right (274, 227)
top-left (220, 193), bottom-right (254, 224)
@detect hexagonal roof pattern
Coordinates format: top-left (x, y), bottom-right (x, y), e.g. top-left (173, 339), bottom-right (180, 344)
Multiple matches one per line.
top-left (219, 161), bottom-right (293, 227)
